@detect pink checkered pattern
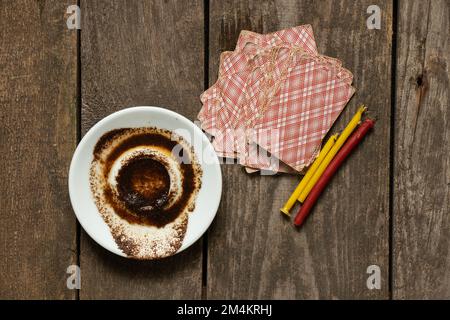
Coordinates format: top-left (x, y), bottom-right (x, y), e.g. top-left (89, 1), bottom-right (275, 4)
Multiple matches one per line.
top-left (198, 25), bottom-right (355, 173)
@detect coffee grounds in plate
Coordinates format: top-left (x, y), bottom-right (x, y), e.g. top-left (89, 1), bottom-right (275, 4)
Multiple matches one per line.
top-left (89, 127), bottom-right (202, 259)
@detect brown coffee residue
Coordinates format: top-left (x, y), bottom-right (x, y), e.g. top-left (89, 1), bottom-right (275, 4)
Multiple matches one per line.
top-left (90, 127), bottom-right (202, 259)
top-left (117, 156), bottom-right (171, 218)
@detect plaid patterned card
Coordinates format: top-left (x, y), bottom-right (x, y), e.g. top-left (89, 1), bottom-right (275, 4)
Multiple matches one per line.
top-left (198, 25), bottom-right (355, 173)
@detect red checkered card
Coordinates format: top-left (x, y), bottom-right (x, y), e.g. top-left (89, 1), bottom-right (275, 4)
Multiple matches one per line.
top-left (198, 25), bottom-right (355, 173)
top-left (199, 25), bottom-right (318, 130)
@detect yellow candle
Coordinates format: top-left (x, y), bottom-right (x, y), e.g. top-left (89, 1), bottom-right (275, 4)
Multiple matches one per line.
top-left (280, 133), bottom-right (338, 216)
top-left (298, 105), bottom-right (367, 203)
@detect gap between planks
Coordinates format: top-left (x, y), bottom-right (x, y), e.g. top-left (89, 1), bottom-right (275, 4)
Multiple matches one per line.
top-left (75, 0), bottom-right (81, 302)
top-left (388, 0), bottom-right (399, 300)
top-left (201, 0), bottom-right (210, 300)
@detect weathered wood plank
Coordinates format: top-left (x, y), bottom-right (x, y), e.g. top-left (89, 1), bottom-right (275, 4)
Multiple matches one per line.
top-left (393, 0), bottom-right (450, 299)
top-left (80, 0), bottom-right (204, 299)
top-left (0, 0), bottom-right (77, 299)
top-left (207, 0), bottom-right (392, 299)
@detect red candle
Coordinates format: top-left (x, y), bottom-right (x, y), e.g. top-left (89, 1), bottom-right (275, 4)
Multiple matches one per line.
top-left (294, 119), bottom-right (376, 227)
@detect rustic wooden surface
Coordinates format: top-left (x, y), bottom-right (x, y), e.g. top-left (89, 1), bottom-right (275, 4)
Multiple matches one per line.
top-left (207, 0), bottom-right (392, 299)
top-left (79, 0), bottom-right (205, 299)
top-left (0, 0), bottom-right (77, 299)
top-left (0, 0), bottom-right (449, 299)
top-left (393, 0), bottom-right (450, 299)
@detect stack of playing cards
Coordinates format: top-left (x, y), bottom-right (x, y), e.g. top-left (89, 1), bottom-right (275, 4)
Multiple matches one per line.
top-left (198, 25), bottom-right (355, 173)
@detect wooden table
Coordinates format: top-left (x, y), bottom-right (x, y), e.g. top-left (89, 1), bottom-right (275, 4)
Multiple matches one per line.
top-left (1, 0), bottom-right (449, 299)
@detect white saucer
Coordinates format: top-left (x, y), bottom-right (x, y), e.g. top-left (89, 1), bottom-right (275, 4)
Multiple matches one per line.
top-left (68, 106), bottom-right (222, 258)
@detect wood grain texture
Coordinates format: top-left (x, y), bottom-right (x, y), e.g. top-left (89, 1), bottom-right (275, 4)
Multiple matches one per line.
top-left (393, 0), bottom-right (450, 299)
top-left (80, 0), bottom-right (204, 299)
top-left (207, 0), bottom-right (392, 299)
top-left (0, 0), bottom-right (77, 299)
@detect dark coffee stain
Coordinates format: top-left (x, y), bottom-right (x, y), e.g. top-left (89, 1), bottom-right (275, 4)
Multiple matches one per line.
top-left (93, 128), bottom-right (126, 159)
top-left (117, 156), bottom-right (170, 216)
top-left (92, 128), bottom-right (201, 228)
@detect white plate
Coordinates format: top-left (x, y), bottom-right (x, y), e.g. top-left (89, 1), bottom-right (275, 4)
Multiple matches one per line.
top-left (68, 106), bottom-right (222, 258)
